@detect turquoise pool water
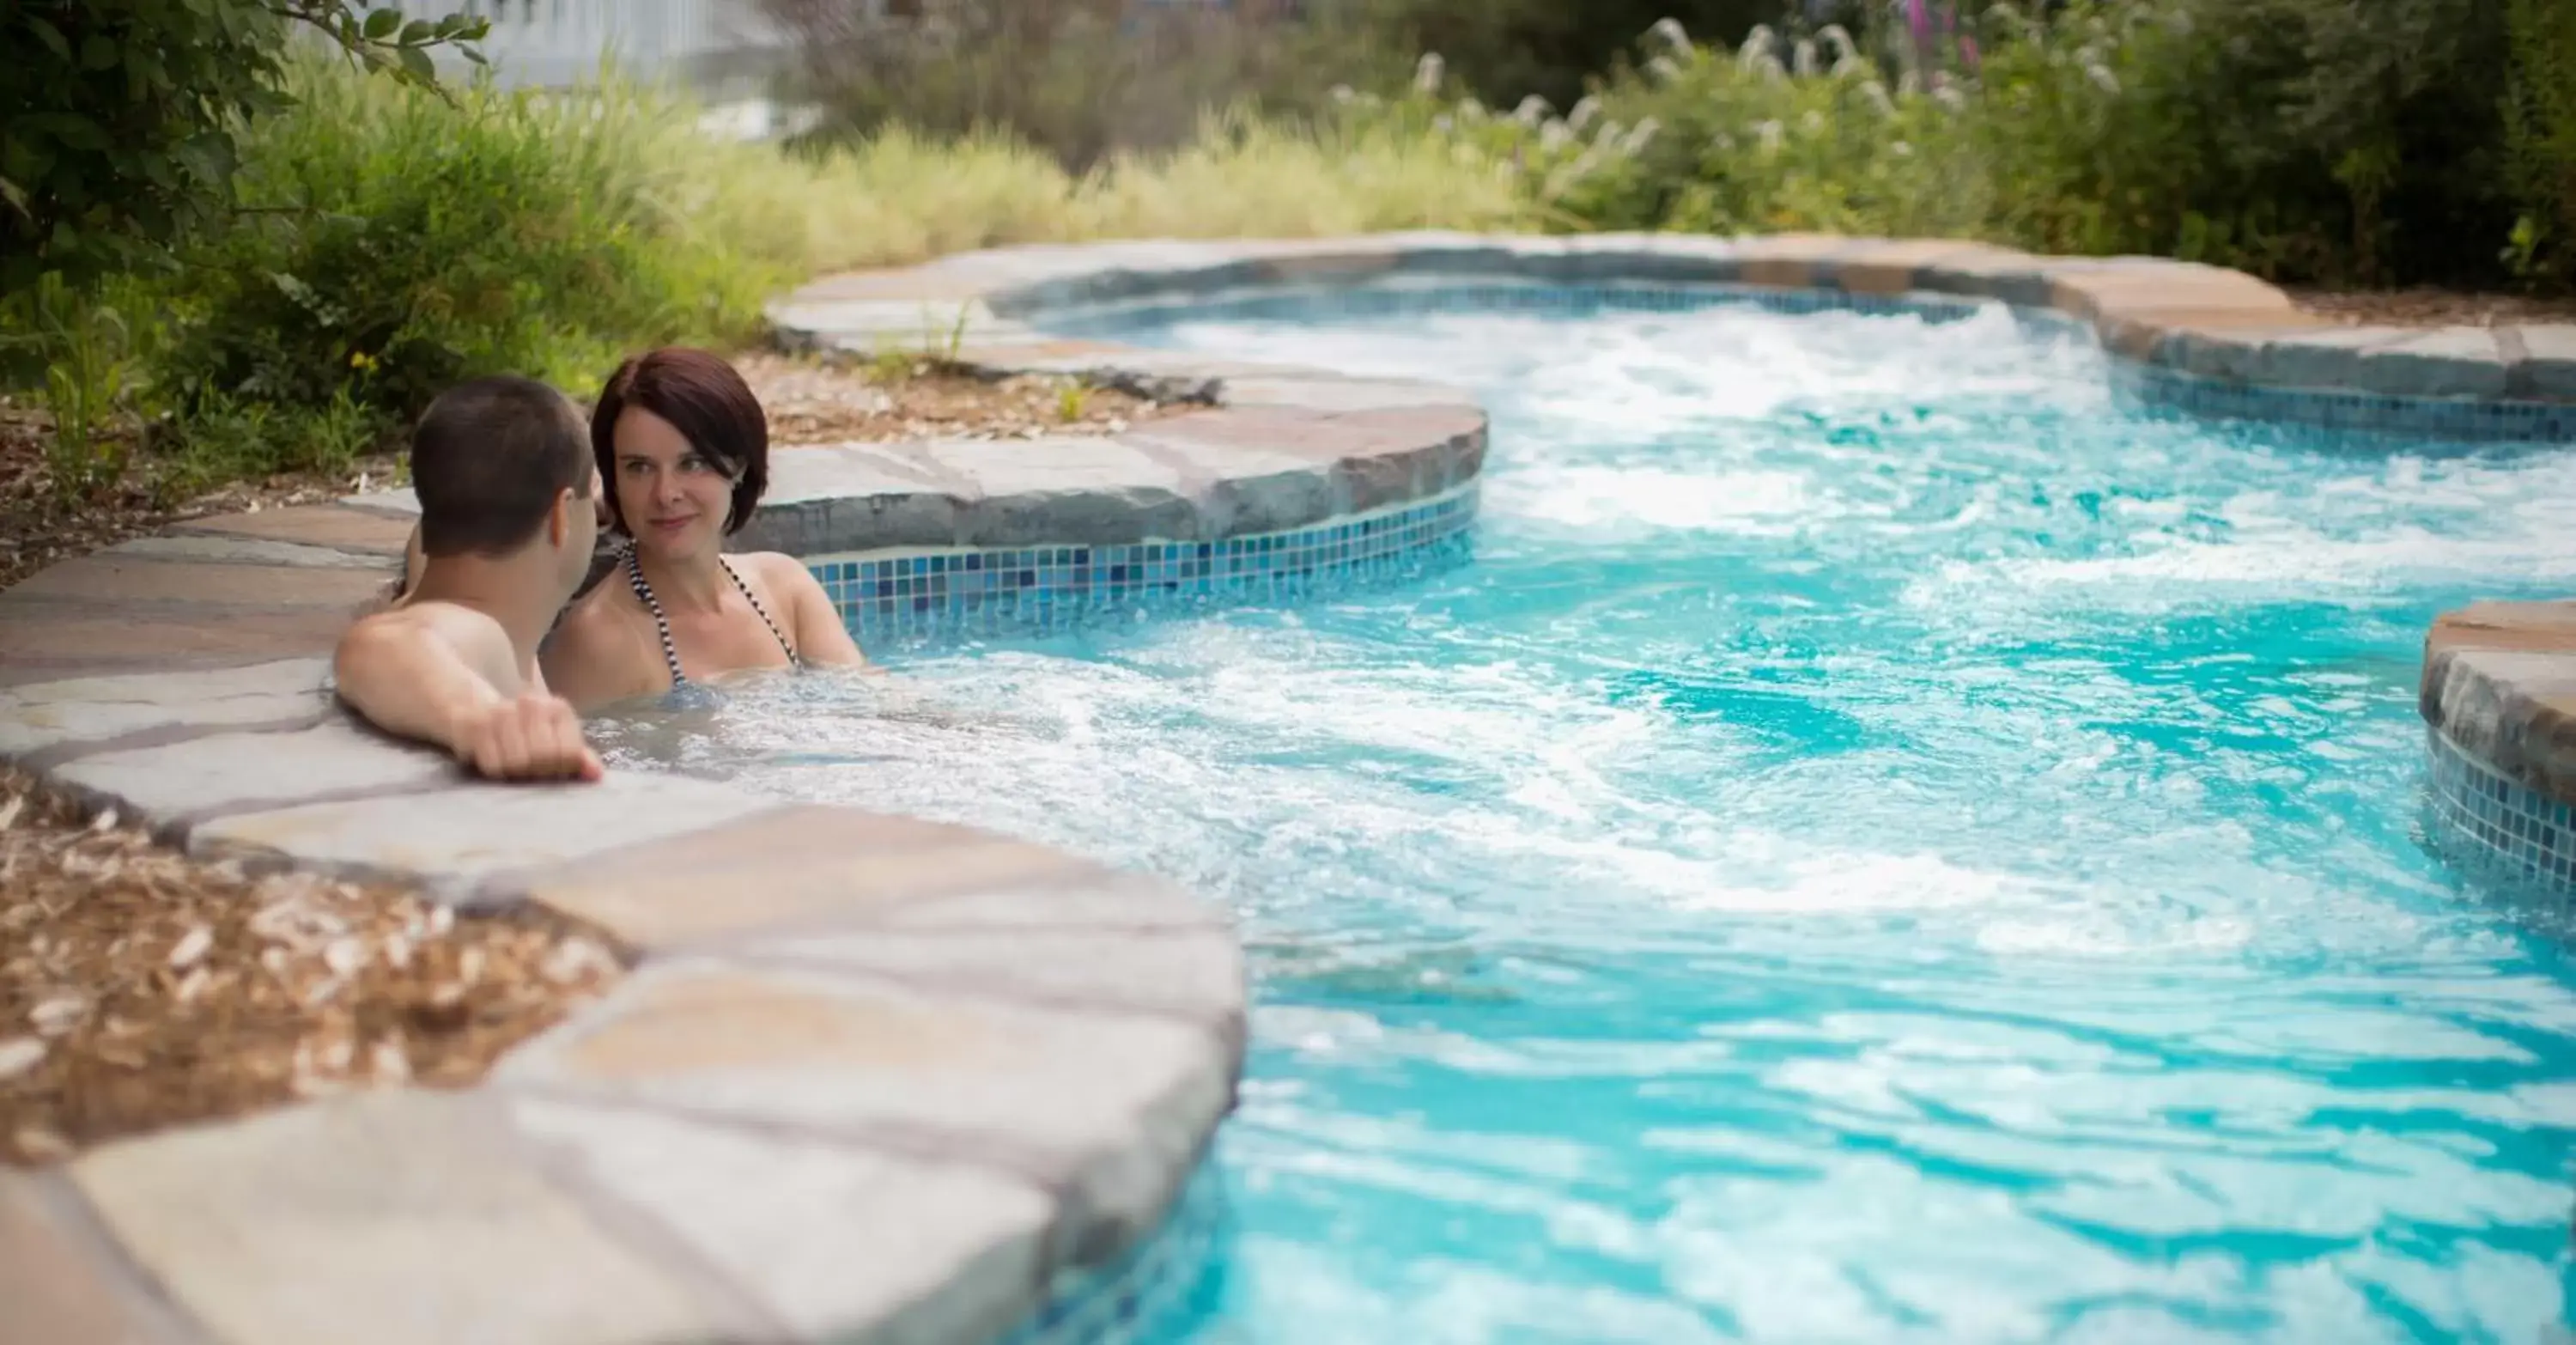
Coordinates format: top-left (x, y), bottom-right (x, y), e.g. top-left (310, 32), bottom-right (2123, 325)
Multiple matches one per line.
top-left (603, 295), bottom-right (2576, 1343)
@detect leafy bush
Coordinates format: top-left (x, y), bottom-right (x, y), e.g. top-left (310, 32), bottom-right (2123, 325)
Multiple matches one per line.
top-left (1370, 0), bottom-right (2556, 293)
top-left (1998, 0), bottom-right (2518, 288)
top-left (1349, 0), bottom-right (1780, 112)
top-left (0, 1), bottom-right (484, 291)
top-left (159, 61), bottom-right (774, 439)
top-left (2504, 0), bottom-right (2576, 284)
top-left (1494, 24), bottom-right (1989, 239)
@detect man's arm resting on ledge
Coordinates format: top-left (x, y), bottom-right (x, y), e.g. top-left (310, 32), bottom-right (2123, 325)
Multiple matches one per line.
top-left (332, 606), bottom-right (603, 782)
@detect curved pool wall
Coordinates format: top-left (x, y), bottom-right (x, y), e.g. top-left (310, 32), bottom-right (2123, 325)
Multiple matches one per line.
top-left (761, 232), bottom-right (2576, 1337)
top-left (0, 233), bottom-right (2568, 1345)
top-left (2420, 603), bottom-right (2576, 897)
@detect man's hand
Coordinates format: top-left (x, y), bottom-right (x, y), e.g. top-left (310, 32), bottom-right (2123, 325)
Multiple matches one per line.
top-left (448, 691), bottom-right (604, 782)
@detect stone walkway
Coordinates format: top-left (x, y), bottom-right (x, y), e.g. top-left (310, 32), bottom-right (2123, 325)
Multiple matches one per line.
top-left (3, 232), bottom-right (2572, 1345)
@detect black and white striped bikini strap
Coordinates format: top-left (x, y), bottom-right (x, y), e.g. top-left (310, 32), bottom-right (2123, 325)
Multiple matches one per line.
top-left (717, 557), bottom-right (800, 669)
top-left (623, 547), bottom-right (689, 688)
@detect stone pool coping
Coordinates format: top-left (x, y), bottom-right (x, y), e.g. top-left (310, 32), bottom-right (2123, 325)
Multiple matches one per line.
top-left (3, 232), bottom-right (2573, 1344)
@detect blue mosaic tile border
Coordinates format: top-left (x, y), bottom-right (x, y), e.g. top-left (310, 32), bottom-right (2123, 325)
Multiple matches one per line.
top-left (2425, 725), bottom-right (2576, 896)
top-left (999, 1162), bottom-right (1227, 1345)
top-left (1039, 277), bottom-right (1998, 337)
top-left (2115, 362), bottom-right (2576, 446)
top-left (807, 483), bottom-right (1479, 648)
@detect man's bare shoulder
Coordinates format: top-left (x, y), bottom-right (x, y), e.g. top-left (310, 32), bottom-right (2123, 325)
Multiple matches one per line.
top-left (337, 599), bottom-right (521, 689)
top-left (348, 600), bottom-right (507, 652)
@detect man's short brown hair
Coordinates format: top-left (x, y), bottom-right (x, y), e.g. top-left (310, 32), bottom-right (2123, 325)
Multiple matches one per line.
top-left (410, 376), bottom-right (592, 558)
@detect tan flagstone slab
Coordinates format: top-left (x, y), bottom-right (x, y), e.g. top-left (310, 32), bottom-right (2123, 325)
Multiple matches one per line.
top-left (105, 535), bottom-right (397, 570)
top-left (188, 773), bottom-right (781, 904)
top-left (2422, 647), bottom-right (2576, 804)
top-left (70, 1092), bottom-right (738, 1345)
top-left (0, 608), bottom-right (354, 687)
top-left (2095, 308), bottom-right (2326, 363)
top-left (0, 659), bottom-right (333, 764)
top-left (167, 505), bottom-right (413, 557)
top-left (736, 924), bottom-right (1246, 1030)
top-left (508, 1096), bottom-right (1054, 1345)
top-left (1735, 232), bottom-right (1863, 289)
top-left (519, 804), bottom-right (1101, 952)
top-left (1830, 239), bottom-right (2002, 295)
top-left (496, 961), bottom-right (1232, 1260)
top-left (2516, 325), bottom-right (2576, 399)
top-left (5, 556), bottom-right (387, 610)
top-left (0, 1168), bottom-right (201, 1345)
top-left (53, 718), bottom-right (457, 833)
top-left (2359, 327), bottom-right (2511, 399)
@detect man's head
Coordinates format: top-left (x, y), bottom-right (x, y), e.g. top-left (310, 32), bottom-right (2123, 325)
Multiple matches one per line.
top-left (410, 375), bottom-right (598, 598)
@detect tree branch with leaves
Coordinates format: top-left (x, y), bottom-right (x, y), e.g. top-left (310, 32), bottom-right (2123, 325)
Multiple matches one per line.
top-left (2, 1), bottom-right (488, 292)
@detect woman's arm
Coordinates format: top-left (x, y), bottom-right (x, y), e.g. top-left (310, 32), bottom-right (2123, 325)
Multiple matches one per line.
top-left (755, 553), bottom-right (869, 668)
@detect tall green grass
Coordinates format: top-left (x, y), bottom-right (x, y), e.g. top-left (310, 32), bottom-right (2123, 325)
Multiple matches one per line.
top-left (695, 105), bottom-right (1534, 276)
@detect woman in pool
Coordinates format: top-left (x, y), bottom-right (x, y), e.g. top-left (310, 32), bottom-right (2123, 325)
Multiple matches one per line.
top-left (539, 346), bottom-right (867, 708)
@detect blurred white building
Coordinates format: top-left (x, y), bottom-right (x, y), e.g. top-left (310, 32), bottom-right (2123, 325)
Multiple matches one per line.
top-left (386, 0), bottom-right (792, 94)
top-left (385, 0), bottom-right (811, 137)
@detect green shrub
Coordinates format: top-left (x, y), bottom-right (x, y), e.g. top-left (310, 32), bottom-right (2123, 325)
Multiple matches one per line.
top-left (0, 1), bottom-right (484, 292)
top-left (1377, 1), bottom-right (2552, 293)
top-left (1505, 23), bottom-right (1989, 238)
top-left (2504, 0), bottom-right (2576, 284)
top-left (1336, 0), bottom-right (1780, 113)
top-left (157, 60), bottom-right (783, 462)
top-left (2026, 0), bottom-right (2518, 288)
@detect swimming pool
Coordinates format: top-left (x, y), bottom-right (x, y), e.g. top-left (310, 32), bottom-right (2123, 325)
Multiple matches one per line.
top-left (603, 293), bottom-right (2576, 1342)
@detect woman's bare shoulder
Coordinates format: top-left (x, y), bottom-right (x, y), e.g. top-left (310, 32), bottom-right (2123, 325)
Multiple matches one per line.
top-left (540, 583), bottom-right (656, 708)
top-left (551, 580), bottom-right (638, 644)
top-left (739, 551), bottom-right (813, 583)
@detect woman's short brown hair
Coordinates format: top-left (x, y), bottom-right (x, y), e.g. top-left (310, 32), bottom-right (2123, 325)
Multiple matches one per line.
top-left (591, 347), bottom-right (769, 536)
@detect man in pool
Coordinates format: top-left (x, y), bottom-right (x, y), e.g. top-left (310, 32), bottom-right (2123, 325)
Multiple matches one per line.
top-left (333, 375), bottom-right (606, 782)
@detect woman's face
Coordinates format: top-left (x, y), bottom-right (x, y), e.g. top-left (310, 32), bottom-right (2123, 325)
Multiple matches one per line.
top-left (611, 405), bottom-right (732, 562)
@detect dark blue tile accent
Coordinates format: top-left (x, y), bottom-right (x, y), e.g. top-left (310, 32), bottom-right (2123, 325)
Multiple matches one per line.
top-left (2114, 363), bottom-right (2576, 446)
top-left (2423, 726), bottom-right (2576, 898)
top-left (996, 1162), bottom-right (1227, 1345)
top-left (809, 484), bottom-right (1479, 648)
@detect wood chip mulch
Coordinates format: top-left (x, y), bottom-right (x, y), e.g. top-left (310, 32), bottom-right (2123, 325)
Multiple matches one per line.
top-left (2290, 287), bottom-right (2576, 329)
top-left (0, 399), bottom-right (401, 594)
top-left (737, 352), bottom-right (1183, 447)
top-left (0, 770), bottom-right (626, 1166)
